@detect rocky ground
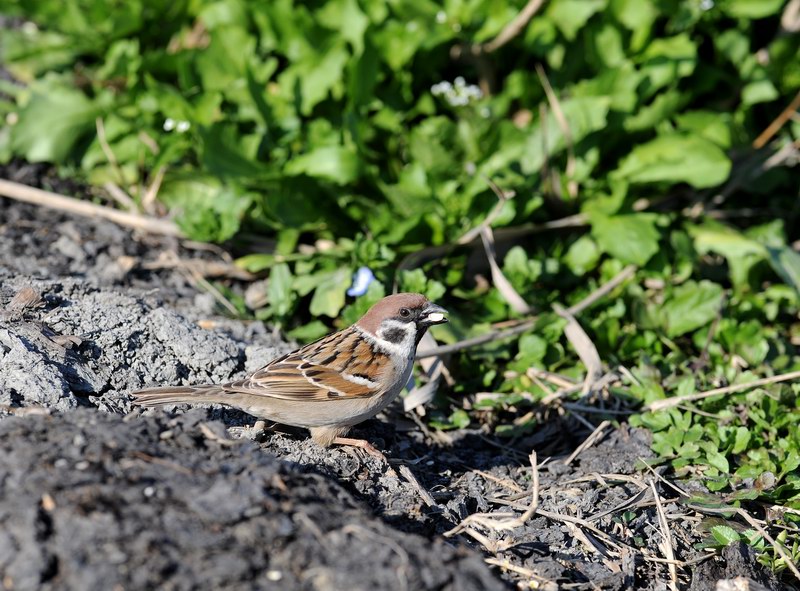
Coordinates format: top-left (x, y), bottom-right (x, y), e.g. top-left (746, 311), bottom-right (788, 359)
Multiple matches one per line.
top-left (0, 163), bottom-right (788, 590)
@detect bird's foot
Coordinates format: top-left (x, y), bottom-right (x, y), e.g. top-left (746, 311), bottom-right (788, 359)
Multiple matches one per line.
top-left (332, 436), bottom-right (390, 463)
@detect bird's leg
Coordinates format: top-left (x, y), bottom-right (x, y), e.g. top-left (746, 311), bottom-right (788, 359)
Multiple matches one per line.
top-left (249, 419), bottom-right (278, 441)
top-left (331, 436), bottom-right (390, 463)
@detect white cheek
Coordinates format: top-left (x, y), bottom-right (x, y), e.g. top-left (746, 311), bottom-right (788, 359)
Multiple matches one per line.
top-left (427, 313), bottom-right (444, 323)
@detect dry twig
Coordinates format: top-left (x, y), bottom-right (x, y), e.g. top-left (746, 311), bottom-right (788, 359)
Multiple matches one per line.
top-left (753, 90), bottom-right (800, 149)
top-left (564, 420), bottom-right (610, 465)
top-left (0, 178), bottom-right (181, 237)
top-left (644, 370), bottom-right (800, 412)
top-left (651, 480), bottom-right (679, 591)
top-left (417, 264), bottom-right (637, 359)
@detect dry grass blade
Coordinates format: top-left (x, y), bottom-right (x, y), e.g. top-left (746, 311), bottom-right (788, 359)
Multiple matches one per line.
top-left (142, 165), bottom-right (167, 215)
top-left (644, 370), bottom-right (800, 412)
top-left (458, 177), bottom-right (514, 245)
top-left (416, 264), bottom-right (637, 359)
top-left (783, 0), bottom-right (800, 31)
top-left (405, 332), bottom-right (445, 411)
top-left (96, 117), bottom-right (132, 198)
top-left (566, 264), bottom-right (638, 316)
top-left (102, 181), bottom-right (138, 212)
top-left (753, 90), bottom-right (800, 149)
top-left (479, 226), bottom-right (532, 314)
top-left (535, 63), bottom-right (577, 198)
top-left (651, 480), bottom-right (679, 591)
top-left (444, 452), bottom-right (539, 552)
top-left (482, 0), bottom-right (547, 53)
top-left (564, 420), bottom-right (610, 465)
top-left (553, 303), bottom-right (603, 394)
top-left (484, 557), bottom-right (556, 587)
top-left (397, 465), bottom-right (438, 509)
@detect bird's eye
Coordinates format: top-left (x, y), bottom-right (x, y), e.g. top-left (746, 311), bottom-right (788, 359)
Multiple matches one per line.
top-left (399, 307), bottom-right (411, 318)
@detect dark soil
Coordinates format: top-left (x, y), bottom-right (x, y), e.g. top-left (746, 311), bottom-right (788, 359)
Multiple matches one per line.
top-left (0, 169), bottom-right (787, 590)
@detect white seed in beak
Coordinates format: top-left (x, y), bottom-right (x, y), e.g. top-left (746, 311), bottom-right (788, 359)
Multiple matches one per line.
top-left (427, 312), bottom-right (445, 323)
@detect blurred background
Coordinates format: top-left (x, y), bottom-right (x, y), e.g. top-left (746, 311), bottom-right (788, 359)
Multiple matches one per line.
top-left (1, 0), bottom-right (799, 487)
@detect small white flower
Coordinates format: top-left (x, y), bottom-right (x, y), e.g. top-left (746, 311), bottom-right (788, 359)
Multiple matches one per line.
top-left (431, 78), bottom-right (483, 107)
top-left (176, 120), bottom-right (191, 133)
top-left (700, 0), bottom-right (713, 9)
top-left (163, 118), bottom-right (176, 131)
top-left (406, 21), bottom-right (418, 31)
top-left (465, 162), bottom-right (477, 175)
top-left (436, 10), bottom-right (447, 24)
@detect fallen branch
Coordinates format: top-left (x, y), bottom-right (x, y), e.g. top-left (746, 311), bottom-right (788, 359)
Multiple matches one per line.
top-left (0, 178), bottom-right (182, 237)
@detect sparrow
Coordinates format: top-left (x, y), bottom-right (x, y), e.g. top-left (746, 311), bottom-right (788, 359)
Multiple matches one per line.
top-left (132, 293), bottom-right (448, 453)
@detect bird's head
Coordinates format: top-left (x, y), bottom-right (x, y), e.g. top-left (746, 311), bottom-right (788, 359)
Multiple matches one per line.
top-left (356, 293), bottom-right (448, 351)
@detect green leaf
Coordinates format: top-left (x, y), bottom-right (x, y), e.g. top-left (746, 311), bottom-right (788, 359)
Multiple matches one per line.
top-left (662, 280), bottom-right (724, 338)
top-left (11, 78), bottom-right (101, 162)
top-left (741, 79), bottom-right (779, 106)
top-left (766, 245), bottom-right (800, 296)
top-left (565, 235), bottom-right (600, 275)
top-left (711, 525), bottom-right (741, 546)
top-left (613, 134), bottom-right (731, 189)
top-left (297, 44), bottom-right (350, 114)
top-left (160, 176), bottom-right (251, 242)
top-left (721, 0), bottom-right (785, 18)
top-left (267, 263), bottom-right (295, 317)
top-left (317, 0), bottom-right (369, 56)
top-left (286, 320), bottom-right (330, 343)
top-left (674, 111), bottom-right (732, 149)
top-left (547, 0), bottom-right (607, 40)
top-left (309, 268), bottom-right (351, 317)
top-left (590, 213), bottom-right (660, 266)
top-left (521, 96), bottom-right (611, 174)
top-left (638, 34), bottom-right (697, 94)
top-left (687, 221), bottom-right (767, 288)
top-left (732, 427), bottom-right (751, 454)
top-left (201, 124), bottom-right (268, 179)
top-left (285, 145), bottom-right (360, 184)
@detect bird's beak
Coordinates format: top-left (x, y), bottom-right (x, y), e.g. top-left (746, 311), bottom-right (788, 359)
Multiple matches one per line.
top-left (419, 303), bottom-right (448, 326)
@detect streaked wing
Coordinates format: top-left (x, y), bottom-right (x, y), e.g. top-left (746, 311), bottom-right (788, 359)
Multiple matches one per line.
top-left (223, 326), bottom-right (393, 402)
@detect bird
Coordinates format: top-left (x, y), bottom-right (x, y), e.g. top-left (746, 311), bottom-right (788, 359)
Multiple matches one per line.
top-left (131, 293), bottom-right (448, 455)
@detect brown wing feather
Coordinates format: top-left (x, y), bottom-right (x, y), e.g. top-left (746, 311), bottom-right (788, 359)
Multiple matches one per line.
top-left (219, 326), bottom-right (394, 403)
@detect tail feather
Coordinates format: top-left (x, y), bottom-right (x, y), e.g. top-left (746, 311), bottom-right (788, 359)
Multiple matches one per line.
top-left (131, 385), bottom-right (228, 407)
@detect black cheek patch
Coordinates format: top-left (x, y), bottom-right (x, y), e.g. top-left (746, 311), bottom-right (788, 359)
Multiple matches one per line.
top-left (382, 327), bottom-right (408, 344)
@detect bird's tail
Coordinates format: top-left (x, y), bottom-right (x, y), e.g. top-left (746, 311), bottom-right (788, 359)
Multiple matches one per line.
top-left (131, 385), bottom-right (229, 408)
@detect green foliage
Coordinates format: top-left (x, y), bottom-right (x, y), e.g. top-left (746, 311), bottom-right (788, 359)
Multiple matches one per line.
top-left (3, 0), bottom-right (800, 565)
